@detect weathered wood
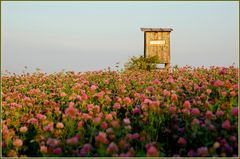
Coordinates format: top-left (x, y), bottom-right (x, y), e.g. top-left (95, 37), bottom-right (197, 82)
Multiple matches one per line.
top-left (141, 28), bottom-right (173, 70)
top-left (140, 28), bottom-right (173, 32)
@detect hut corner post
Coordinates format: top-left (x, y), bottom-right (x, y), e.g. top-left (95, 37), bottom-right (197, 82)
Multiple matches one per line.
top-left (165, 63), bottom-right (170, 71)
top-left (144, 31), bottom-right (146, 58)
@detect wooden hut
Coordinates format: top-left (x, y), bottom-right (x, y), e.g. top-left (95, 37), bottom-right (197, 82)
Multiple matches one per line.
top-left (140, 28), bottom-right (173, 70)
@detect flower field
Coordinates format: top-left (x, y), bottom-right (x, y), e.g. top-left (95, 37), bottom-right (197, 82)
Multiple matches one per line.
top-left (1, 66), bottom-right (239, 157)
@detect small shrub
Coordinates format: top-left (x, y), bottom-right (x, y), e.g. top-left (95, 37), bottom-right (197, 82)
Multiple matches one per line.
top-left (124, 55), bottom-right (158, 71)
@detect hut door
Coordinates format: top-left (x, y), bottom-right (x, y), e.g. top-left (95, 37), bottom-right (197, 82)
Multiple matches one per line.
top-left (146, 32), bottom-right (165, 63)
top-left (146, 32), bottom-right (157, 59)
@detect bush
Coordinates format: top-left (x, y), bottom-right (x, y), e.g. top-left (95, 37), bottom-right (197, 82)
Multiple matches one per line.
top-left (124, 55), bottom-right (158, 71)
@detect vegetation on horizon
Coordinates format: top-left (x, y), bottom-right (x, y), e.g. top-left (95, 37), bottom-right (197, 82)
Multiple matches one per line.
top-left (124, 55), bottom-right (158, 71)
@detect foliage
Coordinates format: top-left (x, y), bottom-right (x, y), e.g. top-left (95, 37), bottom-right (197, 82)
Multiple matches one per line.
top-left (124, 55), bottom-right (158, 71)
top-left (1, 66), bottom-right (239, 157)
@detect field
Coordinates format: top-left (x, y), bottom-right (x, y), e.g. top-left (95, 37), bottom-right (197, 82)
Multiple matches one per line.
top-left (1, 66), bottom-right (239, 157)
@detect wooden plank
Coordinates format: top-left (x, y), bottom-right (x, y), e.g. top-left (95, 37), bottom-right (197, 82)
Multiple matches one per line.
top-left (144, 31), bottom-right (171, 65)
top-left (140, 28), bottom-right (173, 32)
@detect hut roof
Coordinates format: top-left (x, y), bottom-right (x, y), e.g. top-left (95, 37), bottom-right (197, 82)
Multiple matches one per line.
top-left (140, 28), bottom-right (173, 32)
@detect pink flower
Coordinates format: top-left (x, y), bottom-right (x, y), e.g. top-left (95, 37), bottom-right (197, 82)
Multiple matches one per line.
top-left (2, 128), bottom-right (10, 140)
top-left (216, 110), bottom-right (224, 117)
top-left (75, 134), bottom-right (81, 140)
top-left (124, 97), bottom-right (132, 104)
top-left (208, 124), bottom-right (216, 131)
top-left (46, 138), bottom-right (60, 147)
top-left (214, 80), bottom-right (223, 87)
top-left (96, 91), bottom-right (105, 99)
top-left (191, 108), bottom-right (200, 116)
top-left (105, 114), bottom-right (113, 121)
top-left (127, 134), bottom-right (133, 140)
top-left (169, 106), bottom-right (176, 113)
top-left (66, 136), bottom-right (79, 145)
top-left (81, 92), bottom-right (89, 100)
top-left (118, 139), bottom-right (129, 150)
top-left (82, 113), bottom-right (92, 120)
top-left (230, 135), bottom-right (237, 142)
top-left (168, 78), bottom-right (175, 84)
top-left (233, 83), bottom-right (238, 89)
top-left (146, 86), bottom-right (154, 93)
top-left (93, 117), bottom-right (101, 125)
top-left (206, 89), bottom-right (211, 95)
top-left (119, 153), bottom-right (129, 157)
top-left (87, 104), bottom-right (94, 111)
top-left (113, 102), bottom-right (121, 109)
top-left (7, 150), bottom-right (17, 157)
top-left (20, 126), bottom-right (28, 133)
top-left (107, 142), bottom-right (119, 154)
top-left (171, 94), bottom-right (178, 101)
top-left (230, 91), bottom-right (236, 97)
top-left (182, 108), bottom-right (190, 115)
top-left (153, 79), bottom-right (160, 85)
top-left (36, 114), bottom-right (46, 120)
top-left (24, 96), bottom-right (30, 102)
top-left (191, 118), bottom-right (200, 126)
top-left (123, 118), bottom-right (130, 125)
top-left (206, 110), bottom-right (213, 119)
top-left (188, 149), bottom-right (197, 157)
top-left (27, 118), bottom-right (38, 125)
top-left (93, 105), bottom-right (100, 113)
top-left (183, 100), bottom-right (191, 109)
top-left (65, 104), bottom-right (78, 119)
top-left (197, 147), bottom-right (208, 156)
top-left (127, 147), bottom-right (136, 157)
top-left (56, 122), bottom-right (64, 129)
top-left (132, 133), bottom-right (140, 140)
top-left (44, 100), bottom-right (50, 105)
top-left (111, 111), bottom-right (116, 116)
top-left (116, 96), bottom-right (122, 103)
top-left (144, 98), bottom-right (152, 104)
top-left (80, 143), bottom-right (92, 155)
top-left (40, 145), bottom-right (48, 153)
top-left (111, 120), bottom-right (120, 128)
top-left (222, 120), bottom-right (231, 130)
top-left (78, 121), bottom-right (84, 129)
top-left (149, 100), bottom-right (160, 108)
top-left (101, 122), bottom-right (108, 129)
top-left (106, 128), bottom-right (113, 134)
top-left (147, 146), bottom-right (159, 157)
top-left (178, 137), bottom-right (187, 145)
top-left (133, 107), bottom-right (141, 114)
top-left (76, 95), bottom-right (82, 101)
top-left (44, 123), bottom-right (54, 132)
top-left (163, 89), bottom-right (170, 96)
top-left (13, 139), bottom-right (23, 147)
top-left (221, 91), bottom-right (227, 97)
top-left (2, 141), bottom-right (6, 148)
top-left (83, 143), bottom-right (92, 152)
top-left (69, 102), bottom-right (74, 107)
top-left (60, 92), bottom-right (66, 97)
top-left (95, 132), bottom-right (109, 144)
top-left (232, 107), bottom-right (238, 116)
top-left (213, 142), bottom-right (220, 149)
top-left (53, 147), bottom-right (62, 155)
top-left (90, 85), bottom-right (98, 92)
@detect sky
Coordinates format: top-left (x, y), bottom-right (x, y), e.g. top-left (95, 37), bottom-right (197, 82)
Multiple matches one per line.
top-left (1, 2), bottom-right (239, 74)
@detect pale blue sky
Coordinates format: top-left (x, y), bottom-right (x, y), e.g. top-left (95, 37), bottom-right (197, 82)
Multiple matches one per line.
top-left (2, 2), bottom-right (239, 74)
